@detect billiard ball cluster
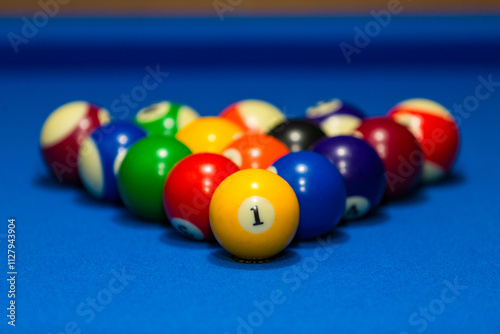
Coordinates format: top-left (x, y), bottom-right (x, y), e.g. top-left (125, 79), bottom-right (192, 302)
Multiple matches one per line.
top-left (40, 98), bottom-right (460, 262)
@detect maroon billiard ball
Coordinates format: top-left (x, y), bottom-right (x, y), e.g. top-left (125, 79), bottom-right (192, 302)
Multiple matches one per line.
top-left (40, 101), bottom-right (110, 184)
top-left (356, 116), bottom-right (423, 199)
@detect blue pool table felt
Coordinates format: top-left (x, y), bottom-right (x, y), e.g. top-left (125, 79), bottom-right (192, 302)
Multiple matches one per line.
top-left (1, 16), bottom-right (500, 334)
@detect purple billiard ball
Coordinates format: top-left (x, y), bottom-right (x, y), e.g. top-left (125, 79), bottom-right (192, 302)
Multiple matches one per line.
top-left (306, 99), bottom-right (364, 137)
top-left (312, 136), bottom-right (386, 220)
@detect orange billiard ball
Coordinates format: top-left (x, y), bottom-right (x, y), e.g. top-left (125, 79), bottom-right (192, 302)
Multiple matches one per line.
top-left (222, 133), bottom-right (290, 169)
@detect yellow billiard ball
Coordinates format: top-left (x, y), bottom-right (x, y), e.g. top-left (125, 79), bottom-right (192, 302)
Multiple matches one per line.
top-left (175, 116), bottom-right (244, 154)
top-left (209, 169), bottom-right (299, 261)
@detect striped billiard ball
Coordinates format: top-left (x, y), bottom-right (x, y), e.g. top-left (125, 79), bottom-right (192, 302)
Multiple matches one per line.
top-left (134, 101), bottom-right (199, 136)
top-left (387, 98), bottom-right (460, 183)
top-left (306, 99), bottom-right (364, 137)
top-left (40, 101), bottom-right (110, 184)
top-left (78, 122), bottom-right (147, 201)
top-left (219, 99), bottom-right (286, 134)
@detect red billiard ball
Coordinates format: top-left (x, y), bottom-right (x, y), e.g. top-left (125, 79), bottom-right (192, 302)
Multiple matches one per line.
top-left (387, 98), bottom-right (460, 183)
top-left (356, 117), bottom-right (423, 199)
top-left (40, 101), bottom-right (110, 184)
top-left (163, 153), bottom-right (240, 240)
top-left (222, 133), bottom-right (290, 169)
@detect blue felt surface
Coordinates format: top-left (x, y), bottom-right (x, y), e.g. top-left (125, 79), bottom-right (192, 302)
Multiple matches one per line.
top-left (1, 16), bottom-right (500, 334)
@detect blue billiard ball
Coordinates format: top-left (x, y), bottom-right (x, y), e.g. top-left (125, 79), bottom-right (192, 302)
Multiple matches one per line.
top-left (269, 151), bottom-right (346, 239)
top-left (306, 99), bottom-right (364, 137)
top-left (312, 136), bottom-right (386, 220)
top-left (78, 122), bottom-right (147, 201)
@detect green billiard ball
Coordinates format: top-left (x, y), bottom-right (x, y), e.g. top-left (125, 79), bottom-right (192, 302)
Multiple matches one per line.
top-left (117, 136), bottom-right (191, 221)
top-left (134, 101), bottom-right (199, 136)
